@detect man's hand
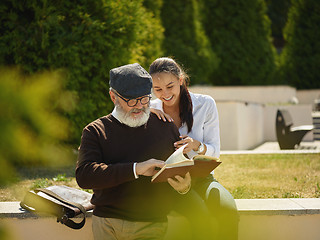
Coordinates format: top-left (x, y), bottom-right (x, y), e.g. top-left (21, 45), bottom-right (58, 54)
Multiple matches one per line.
top-left (136, 159), bottom-right (165, 176)
top-left (167, 172), bottom-right (191, 194)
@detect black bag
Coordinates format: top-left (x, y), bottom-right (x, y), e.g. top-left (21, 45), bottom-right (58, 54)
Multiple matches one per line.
top-left (20, 185), bottom-right (94, 230)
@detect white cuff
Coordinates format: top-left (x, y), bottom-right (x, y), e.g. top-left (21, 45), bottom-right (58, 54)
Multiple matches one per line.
top-left (133, 162), bottom-right (139, 179)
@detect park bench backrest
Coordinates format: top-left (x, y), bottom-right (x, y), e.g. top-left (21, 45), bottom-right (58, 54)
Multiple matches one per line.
top-left (276, 109), bottom-right (314, 149)
top-left (278, 109), bottom-right (293, 128)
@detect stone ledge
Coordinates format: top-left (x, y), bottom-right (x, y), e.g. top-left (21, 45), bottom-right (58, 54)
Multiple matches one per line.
top-left (235, 198), bottom-right (320, 215)
top-left (1, 198), bottom-right (320, 219)
top-left (0, 202), bottom-right (93, 219)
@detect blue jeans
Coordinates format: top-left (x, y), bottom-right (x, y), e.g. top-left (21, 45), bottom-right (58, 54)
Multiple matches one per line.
top-left (193, 175), bottom-right (239, 240)
top-left (172, 175), bottom-right (239, 240)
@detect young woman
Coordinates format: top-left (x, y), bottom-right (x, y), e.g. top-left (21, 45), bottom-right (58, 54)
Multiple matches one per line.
top-left (149, 57), bottom-right (239, 240)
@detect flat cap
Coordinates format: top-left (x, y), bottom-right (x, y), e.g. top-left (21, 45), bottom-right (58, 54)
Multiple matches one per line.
top-left (109, 63), bottom-right (152, 99)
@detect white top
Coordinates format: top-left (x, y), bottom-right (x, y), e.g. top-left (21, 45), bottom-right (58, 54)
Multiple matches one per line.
top-left (151, 92), bottom-right (220, 159)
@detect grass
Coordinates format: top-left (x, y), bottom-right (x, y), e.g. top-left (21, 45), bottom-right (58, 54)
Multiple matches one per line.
top-left (215, 153), bottom-right (320, 199)
top-left (0, 165), bottom-right (81, 202)
top-left (0, 153), bottom-right (319, 201)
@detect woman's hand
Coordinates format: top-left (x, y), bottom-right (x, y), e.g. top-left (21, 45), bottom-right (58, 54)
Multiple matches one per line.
top-left (174, 135), bottom-right (201, 154)
top-left (150, 108), bottom-right (173, 122)
top-left (167, 172), bottom-right (191, 194)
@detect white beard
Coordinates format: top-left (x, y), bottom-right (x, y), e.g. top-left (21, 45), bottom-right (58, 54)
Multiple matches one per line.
top-left (114, 101), bottom-right (150, 128)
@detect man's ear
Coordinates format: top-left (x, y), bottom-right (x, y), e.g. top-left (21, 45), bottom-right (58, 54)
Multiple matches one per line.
top-left (109, 90), bottom-right (117, 104)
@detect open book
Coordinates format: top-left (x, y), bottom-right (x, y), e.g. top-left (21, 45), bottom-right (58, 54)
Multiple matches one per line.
top-left (151, 145), bottom-right (221, 183)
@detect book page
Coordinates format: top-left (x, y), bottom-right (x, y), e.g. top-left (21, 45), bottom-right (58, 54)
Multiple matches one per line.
top-left (165, 145), bottom-right (189, 165)
top-left (192, 155), bottom-right (220, 161)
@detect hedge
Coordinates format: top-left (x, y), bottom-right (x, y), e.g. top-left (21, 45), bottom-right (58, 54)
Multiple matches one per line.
top-left (0, 0), bottom-right (164, 144)
top-left (201, 0), bottom-right (277, 85)
top-left (279, 0), bottom-right (320, 89)
top-left (160, 0), bottom-right (218, 84)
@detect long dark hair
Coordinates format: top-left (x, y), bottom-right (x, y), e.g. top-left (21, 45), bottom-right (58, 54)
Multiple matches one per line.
top-left (149, 57), bottom-right (193, 132)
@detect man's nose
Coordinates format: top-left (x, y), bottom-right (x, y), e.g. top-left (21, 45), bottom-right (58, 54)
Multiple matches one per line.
top-left (135, 100), bottom-right (143, 108)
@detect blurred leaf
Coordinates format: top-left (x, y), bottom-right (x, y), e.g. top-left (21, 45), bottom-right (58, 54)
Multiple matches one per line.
top-left (0, 68), bottom-right (74, 186)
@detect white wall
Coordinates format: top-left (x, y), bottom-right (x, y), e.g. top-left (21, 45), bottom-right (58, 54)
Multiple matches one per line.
top-left (3, 205), bottom-right (320, 240)
top-left (296, 89), bottom-right (320, 105)
top-left (189, 86), bottom-right (314, 150)
top-left (217, 101), bottom-right (313, 150)
top-left (237, 102), bottom-right (264, 149)
top-left (238, 214), bottom-right (320, 240)
top-left (217, 101), bottom-right (264, 150)
top-left (190, 85), bottom-right (297, 104)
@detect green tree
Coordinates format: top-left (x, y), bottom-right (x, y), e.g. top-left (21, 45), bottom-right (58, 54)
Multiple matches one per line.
top-left (160, 0), bottom-right (218, 84)
top-left (143, 0), bottom-right (162, 18)
top-left (138, 0), bottom-right (165, 69)
top-left (0, 0), bottom-right (163, 144)
top-left (279, 0), bottom-right (320, 89)
top-left (201, 0), bottom-right (277, 85)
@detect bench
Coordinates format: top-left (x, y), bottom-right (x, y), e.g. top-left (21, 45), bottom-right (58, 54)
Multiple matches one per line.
top-left (276, 109), bottom-right (314, 149)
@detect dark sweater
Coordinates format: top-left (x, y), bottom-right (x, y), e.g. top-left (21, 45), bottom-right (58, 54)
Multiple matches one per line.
top-left (76, 113), bottom-right (180, 222)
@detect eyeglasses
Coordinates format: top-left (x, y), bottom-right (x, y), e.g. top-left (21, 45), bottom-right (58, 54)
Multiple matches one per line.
top-left (113, 91), bottom-right (151, 107)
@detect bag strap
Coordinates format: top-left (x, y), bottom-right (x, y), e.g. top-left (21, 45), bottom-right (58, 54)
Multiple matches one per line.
top-left (34, 188), bottom-right (87, 230)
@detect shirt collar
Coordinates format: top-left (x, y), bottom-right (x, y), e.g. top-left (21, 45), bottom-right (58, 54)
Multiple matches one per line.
top-left (111, 107), bottom-right (123, 123)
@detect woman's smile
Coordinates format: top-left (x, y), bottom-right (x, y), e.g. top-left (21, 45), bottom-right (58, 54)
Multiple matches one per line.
top-left (163, 95), bottom-right (173, 101)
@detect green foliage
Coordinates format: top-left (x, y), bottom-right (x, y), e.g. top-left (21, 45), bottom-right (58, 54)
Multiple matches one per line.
top-left (135, 0), bottom-right (165, 69)
top-left (0, 0), bottom-right (163, 144)
top-left (31, 173), bottom-right (71, 189)
top-left (32, 178), bottom-right (51, 189)
top-left (316, 183), bottom-right (320, 198)
top-left (201, 0), bottom-right (277, 85)
top-left (160, 0), bottom-right (218, 84)
top-left (282, 192), bottom-right (301, 198)
top-left (53, 173), bottom-right (71, 182)
top-left (0, 68), bottom-right (74, 186)
top-left (279, 0), bottom-right (320, 89)
top-left (143, 0), bottom-right (163, 18)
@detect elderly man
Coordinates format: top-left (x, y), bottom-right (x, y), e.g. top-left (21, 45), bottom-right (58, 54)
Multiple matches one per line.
top-left (76, 63), bottom-right (191, 240)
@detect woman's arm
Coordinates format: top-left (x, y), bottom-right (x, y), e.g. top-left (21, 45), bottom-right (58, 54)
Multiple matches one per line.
top-left (174, 95), bottom-right (220, 158)
top-left (202, 97), bottom-right (220, 158)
